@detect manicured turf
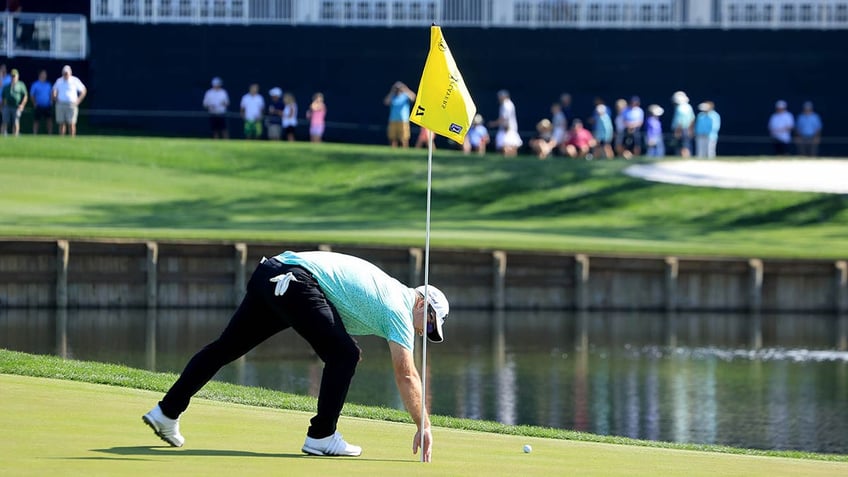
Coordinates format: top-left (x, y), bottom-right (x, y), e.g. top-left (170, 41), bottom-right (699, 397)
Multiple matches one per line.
top-left (3, 372), bottom-right (848, 476)
top-left (1, 136), bottom-right (847, 258)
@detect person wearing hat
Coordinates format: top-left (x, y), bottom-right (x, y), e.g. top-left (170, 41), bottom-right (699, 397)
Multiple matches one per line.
top-left (1, 68), bottom-right (27, 136)
top-left (622, 96), bottom-right (644, 157)
top-left (794, 101), bottom-right (822, 157)
top-left (670, 91), bottom-right (695, 157)
top-left (202, 76), bottom-right (230, 139)
top-left (51, 65), bottom-right (86, 137)
top-left (463, 113), bottom-right (489, 155)
top-left (694, 101), bottom-right (721, 158)
top-left (142, 250), bottom-right (450, 462)
top-left (768, 100), bottom-right (794, 155)
top-left (645, 104), bottom-right (665, 158)
top-left (265, 87), bottom-right (284, 140)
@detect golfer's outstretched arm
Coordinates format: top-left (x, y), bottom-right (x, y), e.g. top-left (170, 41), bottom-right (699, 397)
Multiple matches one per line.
top-left (388, 341), bottom-right (432, 462)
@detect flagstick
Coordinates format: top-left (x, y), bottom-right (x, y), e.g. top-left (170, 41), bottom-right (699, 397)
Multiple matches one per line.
top-left (420, 128), bottom-right (434, 462)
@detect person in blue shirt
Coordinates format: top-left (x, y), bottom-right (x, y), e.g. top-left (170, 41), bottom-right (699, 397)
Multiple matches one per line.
top-left (645, 105), bottom-right (665, 158)
top-left (29, 69), bottom-right (53, 135)
top-left (795, 101), bottom-right (822, 157)
top-left (142, 251), bottom-right (449, 462)
top-left (671, 91), bottom-right (695, 157)
top-left (383, 81), bottom-right (416, 148)
top-left (694, 101), bottom-right (722, 159)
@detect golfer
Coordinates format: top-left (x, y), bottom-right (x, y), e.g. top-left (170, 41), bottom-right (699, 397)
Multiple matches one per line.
top-left (142, 250), bottom-right (449, 461)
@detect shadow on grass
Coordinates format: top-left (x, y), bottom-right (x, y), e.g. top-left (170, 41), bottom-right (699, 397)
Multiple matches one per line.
top-left (90, 446), bottom-right (408, 462)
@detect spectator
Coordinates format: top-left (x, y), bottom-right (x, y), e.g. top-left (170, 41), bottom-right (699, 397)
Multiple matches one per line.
top-left (623, 96), bottom-right (644, 158)
top-left (768, 100), bottom-right (794, 155)
top-left (281, 92), bottom-right (297, 142)
top-left (694, 101), bottom-right (721, 159)
top-left (592, 104), bottom-right (614, 159)
top-left (551, 102), bottom-right (567, 146)
top-left (490, 89), bottom-right (522, 157)
top-left (562, 119), bottom-right (595, 159)
top-left (530, 119), bottom-right (557, 160)
top-left (0, 64), bottom-right (9, 88)
top-left (645, 104), bottom-right (665, 158)
top-left (51, 65), bottom-right (86, 137)
top-left (613, 98), bottom-right (628, 157)
top-left (414, 127), bottom-right (434, 149)
top-left (383, 81), bottom-right (416, 148)
top-left (670, 91), bottom-right (695, 157)
top-left (307, 92), bottom-right (326, 143)
top-left (239, 83), bottom-right (264, 140)
top-left (559, 92), bottom-right (573, 123)
top-left (265, 87), bottom-right (284, 140)
top-left (462, 114), bottom-right (489, 156)
top-left (1, 68), bottom-right (27, 136)
top-left (29, 69), bottom-right (52, 135)
top-left (795, 101), bottom-right (822, 157)
top-left (202, 77), bottom-right (229, 139)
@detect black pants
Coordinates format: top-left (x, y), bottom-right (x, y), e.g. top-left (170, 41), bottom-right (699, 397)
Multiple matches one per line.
top-left (159, 258), bottom-right (361, 439)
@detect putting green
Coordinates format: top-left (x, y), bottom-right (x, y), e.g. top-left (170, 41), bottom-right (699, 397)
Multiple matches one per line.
top-left (2, 374), bottom-right (845, 476)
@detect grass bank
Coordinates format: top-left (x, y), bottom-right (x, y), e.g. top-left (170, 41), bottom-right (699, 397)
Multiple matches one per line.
top-left (1, 136), bottom-right (847, 258)
top-left (1, 349), bottom-right (846, 468)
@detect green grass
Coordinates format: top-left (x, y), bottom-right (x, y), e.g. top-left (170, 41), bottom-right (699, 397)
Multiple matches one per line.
top-left (2, 352), bottom-right (847, 477)
top-left (1, 135), bottom-right (847, 258)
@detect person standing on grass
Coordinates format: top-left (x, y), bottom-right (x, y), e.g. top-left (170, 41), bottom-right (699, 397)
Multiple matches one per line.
top-left (694, 101), bottom-right (721, 159)
top-left (768, 100), bottom-right (794, 156)
top-left (622, 96), bottom-right (644, 158)
top-left (281, 92), bottom-right (298, 142)
top-left (795, 101), bottom-right (822, 157)
top-left (645, 104), bottom-right (665, 158)
top-left (203, 77), bottom-right (230, 139)
top-left (29, 69), bottom-right (53, 135)
top-left (53, 65), bottom-right (88, 137)
top-left (592, 104), bottom-right (614, 159)
top-left (142, 250), bottom-right (450, 461)
top-left (51, 65), bottom-right (86, 137)
top-left (307, 92), bottom-right (326, 143)
top-left (670, 91), bottom-right (695, 157)
top-left (384, 81), bottom-right (416, 148)
top-left (240, 83), bottom-right (265, 140)
top-left (490, 89), bottom-right (522, 157)
top-left (1, 68), bottom-right (27, 137)
top-left (265, 87), bottom-right (284, 140)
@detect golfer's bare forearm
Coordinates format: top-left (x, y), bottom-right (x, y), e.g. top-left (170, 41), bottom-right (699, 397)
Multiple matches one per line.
top-left (395, 373), bottom-right (430, 430)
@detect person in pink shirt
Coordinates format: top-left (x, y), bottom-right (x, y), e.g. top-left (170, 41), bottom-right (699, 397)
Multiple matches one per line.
top-left (307, 92), bottom-right (326, 143)
top-left (562, 119), bottom-right (596, 159)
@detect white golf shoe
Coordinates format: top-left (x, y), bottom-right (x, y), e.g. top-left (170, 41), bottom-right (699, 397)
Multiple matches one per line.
top-left (142, 405), bottom-right (185, 447)
top-left (302, 432), bottom-right (362, 457)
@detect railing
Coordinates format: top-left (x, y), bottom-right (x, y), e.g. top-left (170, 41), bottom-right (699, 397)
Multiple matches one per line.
top-left (89, 0), bottom-right (848, 28)
top-left (720, 0), bottom-right (848, 29)
top-left (0, 13), bottom-right (88, 59)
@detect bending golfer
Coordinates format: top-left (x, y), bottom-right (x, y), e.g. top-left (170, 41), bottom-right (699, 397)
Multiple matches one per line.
top-left (142, 250), bottom-right (449, 461)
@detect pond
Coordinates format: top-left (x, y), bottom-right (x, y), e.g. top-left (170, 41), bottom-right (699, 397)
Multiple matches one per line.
top-left (1, 308), bottom-right (846, 454)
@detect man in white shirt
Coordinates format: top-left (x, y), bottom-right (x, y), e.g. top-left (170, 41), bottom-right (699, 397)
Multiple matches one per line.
top-left (51, 65), bottom-right (86, 137)
top-left (202, 77), bottom-right (229, 139)
top-left (768, 100), bottom-right (794, 156)
top-left (239, 83), bottom-right (265, 140)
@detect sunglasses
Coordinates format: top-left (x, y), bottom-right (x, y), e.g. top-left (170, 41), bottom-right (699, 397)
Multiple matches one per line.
top-left (426, 305), bottom-right (437, 334)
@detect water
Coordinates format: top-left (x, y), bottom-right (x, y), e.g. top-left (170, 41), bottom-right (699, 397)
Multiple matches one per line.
top-left (1, 308), bottom-right (847, 454)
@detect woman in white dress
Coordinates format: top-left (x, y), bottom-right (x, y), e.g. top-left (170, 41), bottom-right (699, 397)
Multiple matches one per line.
top-left (489, 90), bottom-right (522, 157)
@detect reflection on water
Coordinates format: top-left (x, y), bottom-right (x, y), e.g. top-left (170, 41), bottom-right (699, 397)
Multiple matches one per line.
top-left (1, 308), bottom-right (847, 454)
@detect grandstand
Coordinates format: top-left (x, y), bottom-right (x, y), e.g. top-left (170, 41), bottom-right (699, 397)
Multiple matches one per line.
top-left (2, 1), bottom-right (846, 154)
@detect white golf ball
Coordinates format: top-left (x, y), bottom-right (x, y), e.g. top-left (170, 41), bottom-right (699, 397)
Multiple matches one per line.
top-left (523, 444), bottom-right (532, 453)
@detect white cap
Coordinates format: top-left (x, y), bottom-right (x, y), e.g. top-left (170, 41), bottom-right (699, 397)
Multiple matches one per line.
top-left (698, 102), bottom-right (710, 111)
top-left (62, 65), bottom-right (72, 74)
top-left (211, 77), bottom-right (223, 87)
top-left (415, 285), bottom-right (450, 343)
top-left (269, 87), bottom-right (282, 97)
top-left (648, 104), bottom-right (664, 116)
top-left (671, 91), bottom-right (689, 104)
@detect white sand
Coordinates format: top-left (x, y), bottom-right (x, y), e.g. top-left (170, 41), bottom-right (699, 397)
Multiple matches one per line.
top-left (624, 159), bottom-right (848, 194)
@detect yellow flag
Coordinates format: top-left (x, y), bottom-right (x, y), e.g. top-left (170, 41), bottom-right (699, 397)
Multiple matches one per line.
top-left (410, 25), bottom-right (476, 143)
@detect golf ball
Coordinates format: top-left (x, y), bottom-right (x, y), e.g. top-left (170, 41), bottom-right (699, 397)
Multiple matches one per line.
top-left (523, 444), bottom-right (532, 453)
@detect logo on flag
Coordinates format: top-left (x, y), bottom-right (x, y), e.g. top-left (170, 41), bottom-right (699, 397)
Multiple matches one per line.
top-left (409, 26), bottom-right (476, 143)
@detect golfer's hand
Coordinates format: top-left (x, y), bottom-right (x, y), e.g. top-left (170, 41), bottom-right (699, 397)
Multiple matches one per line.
top-left (413, 428), bottom-right (433, 462)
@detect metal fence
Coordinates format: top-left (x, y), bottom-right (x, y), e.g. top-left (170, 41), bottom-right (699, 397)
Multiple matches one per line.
top-left (88, 0), bottom-right (848, 28)
top-left (0, 13), bottom-right (88, 59)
